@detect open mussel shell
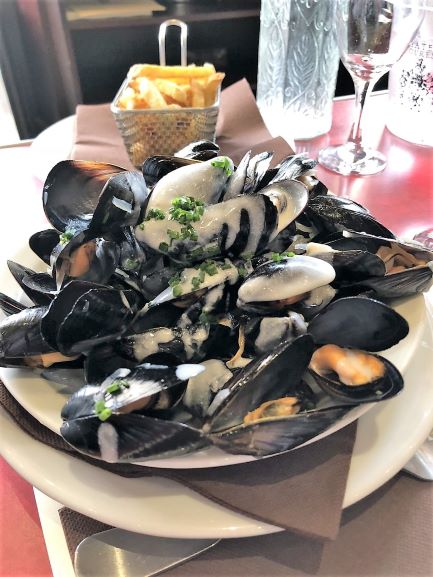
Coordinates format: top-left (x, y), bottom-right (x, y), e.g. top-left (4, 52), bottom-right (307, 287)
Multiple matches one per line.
top-left (313, 249), bottom-right (386, 281)
top-left (52, 234), bottom-right (120, 289)
top-left (7, 261), bottom-right (54, 306)
top-left (84, 342), bottom-right (138, 385)
top-left (305, 195), bottom-right (395, 239)
top-left (211, 406), bottom-right (352, 457)
top-left (29, 229), bottom-right (60, 265)
top-left (308, 296), bottom-right (409, 352)
top-left (0, 292), bottom-right (26, 316)
top-left (0, 306), bottom-right (52, 358)
top-left (40, 280), bottom-right (140, 355)
top-left (344, 265), bottom-right (433, 299)
top-left (175, 140), bottom-right (220, 161)
top-left (89, 171), bottom-right (149, 235)
top-left (60, 413), bottom-right (209, 462)
top-left (43, 161), bottom-right (126, 232)
top-left (142, 155), bottom-right (199, 188)
top-left (61, 384), bottom-right (100, 420)
top-left (205, 334), bottom-right (315, 433)
top-left (97, 362), bottom-right (204, 415)
top-left (309, 355), bottom-right (404, 404)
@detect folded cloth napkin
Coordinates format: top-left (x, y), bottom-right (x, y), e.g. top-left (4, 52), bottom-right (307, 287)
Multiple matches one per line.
top-left (0, 382), bottom-right (356, 539)
top-left (59, 473), bottom-right (433, 577)
top-left (70, 79), bottom-right (294, 167)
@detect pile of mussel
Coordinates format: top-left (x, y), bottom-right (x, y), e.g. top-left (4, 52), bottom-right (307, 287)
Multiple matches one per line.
top-left (1, 140), bottom-right (432, 463)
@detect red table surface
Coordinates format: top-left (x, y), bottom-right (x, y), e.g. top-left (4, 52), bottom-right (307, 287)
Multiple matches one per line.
top-left (0, 93), bottom-right (432, 577)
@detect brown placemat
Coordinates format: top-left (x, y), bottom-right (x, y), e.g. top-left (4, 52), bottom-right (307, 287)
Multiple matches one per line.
top-left (0, 381), bottom-right (356, 539)
top-left (59, 473), bottom-right (433, 576)
top-left (71, 79), bottom-right (295, 167)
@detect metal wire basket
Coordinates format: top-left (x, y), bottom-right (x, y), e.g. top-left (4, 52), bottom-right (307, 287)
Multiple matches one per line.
top-left (111, 20), bottom-right (220, 168)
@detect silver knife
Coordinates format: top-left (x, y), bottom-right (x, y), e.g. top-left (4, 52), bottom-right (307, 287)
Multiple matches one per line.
top-left (75, 528), bottom-right (220, 577)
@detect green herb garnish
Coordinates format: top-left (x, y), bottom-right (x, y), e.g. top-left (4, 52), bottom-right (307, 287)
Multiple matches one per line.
top-left (173, 285), bottom-right (183, 297)
top-left (271, 251), bottom-right (295, 263)
top-left (199, 311), bottom-right (217, 325)
top-left (94, 400), bottom-right (112, 422)
top-left (210, 156), bottom-right (233, 176)
top-left (124, 257), bottom-right (140, 271)
top-left (169, 196), bottom-right (204, 225)
top-left (159, 242), bottom-right (169, 253)
top-left (105, 379), bottom-right (129, 395)
top-left (145, 208), bottom-right (165, 221)
top-left (59, 228), bottom-right (75, 245)
top-left (191, 276), bottom-right (202, 290)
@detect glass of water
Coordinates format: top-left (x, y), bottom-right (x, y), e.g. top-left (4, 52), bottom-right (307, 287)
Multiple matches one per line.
top-left (318, 0), bottom-right (425, 175)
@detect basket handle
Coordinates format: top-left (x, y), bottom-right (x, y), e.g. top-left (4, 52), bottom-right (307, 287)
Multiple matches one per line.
top-left (158, 19), bottom-right (188, 67)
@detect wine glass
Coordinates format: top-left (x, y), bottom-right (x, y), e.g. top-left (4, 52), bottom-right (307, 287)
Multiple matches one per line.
top-left (318, 0), bottom-right (425, 176)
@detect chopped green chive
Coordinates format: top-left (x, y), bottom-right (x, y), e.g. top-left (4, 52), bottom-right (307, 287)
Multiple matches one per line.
top-left (144, 208), bottom-right (165, 221)
top-left (159, 242), bottom-right (169, 253)
top-left (211, 156), bottom-right (233, 176)
top-left (271, 251), bottom-right (295, 263)
top-left (59, 229), bottom-right (75, 245)
top-left (98, 408), bottom-right (113, 421)
top-left (94, 399), bottom-right (113, 421)
top-left (124, 258), bottom-right (140, 271)
top-left (169, 196), bottom-right (205, 226)
top-left (238, 265), bottom-right (248, 278)
top-left (199, 311), bottom-right (217, 325)
top-left (191, 276), bottom-right (201, 290)
top-left (167, 228), bottom-right (181, 240)
top-left (173, 285), bottom-right (183, 297)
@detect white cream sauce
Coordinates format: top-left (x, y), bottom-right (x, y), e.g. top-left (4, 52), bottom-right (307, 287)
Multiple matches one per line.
top-left (304, 242), bottom-right (336, 256)
top-left (237, 255), bottom-right (335, 303)
top-left (133, 327), bottom-right (175, 361)
top-left (304, 284), bottom-right (336, 306)
top-left (255, 313), bottom-right (307, 354)
top-left (183, 359), bottom-right (233, 416)
top-left (150, 261), bottom-right (238, 308)
top-left (146, 157), bottom-right (233, 211)
top-left (97, 422), bottom-right (119, 463)
top-left (181, 325), bottom-right (210, 359)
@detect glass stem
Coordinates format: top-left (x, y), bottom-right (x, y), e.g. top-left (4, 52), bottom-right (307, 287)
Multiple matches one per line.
top-left (348, 77), bottom-right (374, 149)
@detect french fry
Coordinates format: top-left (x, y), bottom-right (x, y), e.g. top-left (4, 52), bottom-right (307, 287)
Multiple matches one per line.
top-left (190, 80), bottom-right (206, 107)
top-left (116, 63), bottom-right (224, 110)
top-left (153, 79), bottom-right (190, 106)
top-left (131, 64), bottom-right (215, 80)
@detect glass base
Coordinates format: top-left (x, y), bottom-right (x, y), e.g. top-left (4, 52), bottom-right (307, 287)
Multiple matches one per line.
top-left (318, 142), bottom-right (387, 176)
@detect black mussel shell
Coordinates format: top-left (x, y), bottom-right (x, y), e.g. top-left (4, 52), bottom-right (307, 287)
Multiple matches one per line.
top-left (40, 281), bottom-right (139, 355)
top-left (53, 235), bottom-right (120, 289)
top-left (29, 229), bottom-right (60, 265)
top-left (0, 292), bottom-right (26, 316)
top-left (61, 384), bottom-right (100, 420)
top-left (205, 334), bottom-right (315, 433)
top-left (89, 171), bottom-right (149, 235)
top-left (309, 355), bottom-right (404, 404)
top-left (211, 406), bottom-right (352, 457)
top-left (43, 161), bottom-right (126, 232)
top-left (175, 140), bottom-right (219, 160)
top-left (84, 342), bottom-right (138, 385)
top-left (306, 196), bottom-right (395, 239)
top-left (142, 155), bottom-right (198, 188)
top-left (7, 261), bottom-right (53, 306)
top-left (344, 266), bottom-right (433, 299)
top-left (22, 273), bottom-right (57, 295)
top-left (60, 413), bottom-right (209, 462)
top-left (313, 250), bottom-right (386, 281)
top-left (0, 306), bottom-right (53, 358)
top-left (127, 302), bottom-right (183, 334)
top-left (308, 297), bottom-right (409, 352)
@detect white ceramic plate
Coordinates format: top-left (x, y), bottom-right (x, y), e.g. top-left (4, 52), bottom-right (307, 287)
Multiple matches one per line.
top-left (29, 116), bottom-right (75, 183)
top-left (1, 303), bottom-right (433, 538)
top-left (0, 245), bottom-right (426, 469)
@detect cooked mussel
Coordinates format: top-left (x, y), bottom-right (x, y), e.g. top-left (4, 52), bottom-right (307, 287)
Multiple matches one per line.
top-left (237, 255), bottom-right (335, 313)
top-left (309, 344), bottom-right (404, 403)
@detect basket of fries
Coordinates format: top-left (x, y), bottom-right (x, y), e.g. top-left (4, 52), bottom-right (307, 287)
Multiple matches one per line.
top-left (111, 19), bottom-right (224, 168)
